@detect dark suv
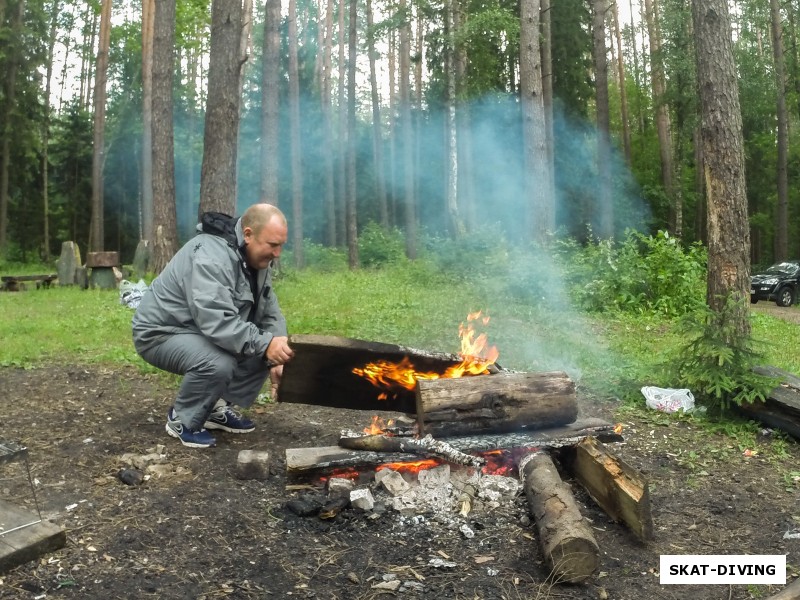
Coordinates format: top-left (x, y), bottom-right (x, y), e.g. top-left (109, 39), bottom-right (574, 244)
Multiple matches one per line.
top-left (750, 260), bottom-right (800, 306)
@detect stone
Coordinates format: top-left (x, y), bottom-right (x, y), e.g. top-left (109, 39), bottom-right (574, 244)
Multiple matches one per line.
top-left (75, 266), bottom-right (88, 289)
top-left (235, 450), bottom-right (271, 480)
top-left (327, 477), bottom-right (355, 496)
top-left (56, 241), bottom-right (81, 286)
top-left (378, 470), bottom-right (412, 497)
top-left (350, 488), bottom-right (375, 511)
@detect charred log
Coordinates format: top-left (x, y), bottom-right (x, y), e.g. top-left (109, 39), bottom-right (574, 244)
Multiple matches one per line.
top-left (278, 334), bottom-right (466, 413)
top-left (415, 371), bottom-right (577, 436)
top-left (285, 418), bottom-right (620, 477)
top-left (338, 432), bottom-right (486, 468)
top-left (520, 452), bottom-right (600, 583)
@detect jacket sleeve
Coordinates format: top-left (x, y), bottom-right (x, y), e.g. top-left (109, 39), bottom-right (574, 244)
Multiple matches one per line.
top-left (186, 255), bottom-right (272, 358)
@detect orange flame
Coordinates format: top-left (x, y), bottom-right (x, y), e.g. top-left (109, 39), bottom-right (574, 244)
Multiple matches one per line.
top-left (363, 415), bottom-right (395, 435)
top-left (353, 311), bottom-right (499, 392)
top-left (614, 423), bottom-right (624, 435)
top-left (376, 459), bottom-right (442, 474)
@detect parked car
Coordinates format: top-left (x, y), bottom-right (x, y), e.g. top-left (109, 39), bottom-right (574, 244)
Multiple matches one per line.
top-left (750, 260), bottom-right (800, 306)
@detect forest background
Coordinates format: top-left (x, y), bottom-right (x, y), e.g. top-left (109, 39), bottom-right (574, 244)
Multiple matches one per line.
top-left (0, 0), bottom-right (790, 271)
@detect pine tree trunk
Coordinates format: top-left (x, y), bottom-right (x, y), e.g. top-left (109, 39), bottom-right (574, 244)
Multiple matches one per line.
top-left (770, 0), bottom-right (789, 261)
top-left (644, 0), bottom-right (676, 234)
top-left (141, 0), bottom-right (155, 242)
top-left (693, 0), bottom-right (751, 335)
top-left (592, 0), bottom-right (613, 239)
top-left (336, 0), bottom-right (346, 246)
top-left (345, 0), bottom-right (358, 268)
top-left (445, 0), bottom-right (461, 236)
top-left (0, 0), bottom-right (25, 256)
top-left (366, 0), bottom-right (388, 227)
top-left (90, 0), bottom-right (111, 252)
top-left (399, 0), bottom-right (416, 258)
top-left (612, 2), bottom-right (631, 165)
top-left (288, 0), bottom-right (305, 267)
top-left (520, 0), bottom-right (552, 244)
top-left (150, 0), bottom-right (179, 274)
top-left (540, 0), bottom-right (556, 209)
top-left (261, 0), bottom-right (281, 205)
top-left (322, 0), bottom-right (336, 245)
top-left (200, 0), bottom-right (244, 216)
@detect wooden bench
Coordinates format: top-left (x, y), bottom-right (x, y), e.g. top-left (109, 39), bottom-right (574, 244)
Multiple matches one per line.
top-left (1, 274), bottom-right (58, 292)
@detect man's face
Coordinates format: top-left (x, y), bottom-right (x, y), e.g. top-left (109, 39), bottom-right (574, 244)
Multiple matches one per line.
top-left (243, 217), bottom-right (287, 270)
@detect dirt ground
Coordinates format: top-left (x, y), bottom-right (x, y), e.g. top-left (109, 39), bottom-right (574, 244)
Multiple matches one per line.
top-left (1, 312), bottom-right (799, 599)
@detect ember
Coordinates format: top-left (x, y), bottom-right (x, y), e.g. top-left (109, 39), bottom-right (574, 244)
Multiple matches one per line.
top-left (352, 311), bottom-right (499, 394)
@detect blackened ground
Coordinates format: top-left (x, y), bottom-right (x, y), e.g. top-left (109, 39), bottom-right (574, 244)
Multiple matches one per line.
top-left (0, 364), bottom-right (798, 600)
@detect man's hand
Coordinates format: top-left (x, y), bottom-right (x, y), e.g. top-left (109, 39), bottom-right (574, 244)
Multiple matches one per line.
top-left (269, 364), bottom-right (283, 400)
top-left (265, 335), bottom-right (294, 366)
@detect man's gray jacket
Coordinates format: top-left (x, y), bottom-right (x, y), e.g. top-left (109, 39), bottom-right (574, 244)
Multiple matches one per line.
top-left (132, 213), bottom-right (287, 360)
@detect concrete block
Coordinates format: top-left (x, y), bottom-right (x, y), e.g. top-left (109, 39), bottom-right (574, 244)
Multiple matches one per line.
top-left (235, 450), bottom-right (270, 480)
top-left (350, 488), bottom-right (375, 511)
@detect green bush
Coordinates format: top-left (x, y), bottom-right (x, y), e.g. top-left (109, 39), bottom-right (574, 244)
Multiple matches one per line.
top-left (556, 229), bottom-right (707, 317)
top-left (670, 295), bottom-right (777, 412)
top-left (357, 222), bottom-right (407, 267)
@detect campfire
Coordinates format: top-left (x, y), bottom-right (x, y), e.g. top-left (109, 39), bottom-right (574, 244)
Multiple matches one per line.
top-left (274, 315), bottom-right (651, 583)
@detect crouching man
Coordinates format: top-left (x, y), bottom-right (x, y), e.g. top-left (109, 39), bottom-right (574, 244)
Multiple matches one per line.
top-left (132, 203), bottom-right (294, 448)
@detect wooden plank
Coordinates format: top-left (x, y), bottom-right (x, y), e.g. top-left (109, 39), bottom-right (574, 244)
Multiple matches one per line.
top-left (285, 417), bottom-right (619, 475)
top-left (278, 334), bottom-right (465, 413)
top-left (0, 500), bottom-right (66, 574)
top-left (85, 251), bottom-right (119, 267)
top-left (416, 371), bottom-right (577, 436)
top-left (560, 436), bottom-right (653, 541)
top-left (737, 365), bottom-right (800, 440)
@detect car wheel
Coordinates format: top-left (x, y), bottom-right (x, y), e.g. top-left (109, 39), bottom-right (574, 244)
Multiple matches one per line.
top-left (776, 286), bottom-right (794, 307)
top-left (750, 295), bottom-right (758, 304)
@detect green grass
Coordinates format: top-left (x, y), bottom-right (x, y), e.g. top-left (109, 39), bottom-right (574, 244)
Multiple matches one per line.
top-left (3, 261), bottom-right (800, 408)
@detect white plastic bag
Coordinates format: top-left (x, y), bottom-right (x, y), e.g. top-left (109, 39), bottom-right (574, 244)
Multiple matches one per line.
top-left (641, 386), bottom-right (695, 413)
top-left (119, 279), bottom-right (149, 309)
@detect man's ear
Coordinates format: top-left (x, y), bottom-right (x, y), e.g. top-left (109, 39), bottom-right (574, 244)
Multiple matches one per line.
top-left (242, 226), bottom-right (253, 242)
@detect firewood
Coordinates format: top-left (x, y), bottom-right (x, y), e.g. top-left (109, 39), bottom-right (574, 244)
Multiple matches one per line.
top-left (765, 578), bottom-right (800, 600)
top-left (415, 371), bottom-right (577, 436)
top-left (559, 436), bottom-right (652, 541)
top-left (519, 452), bottom-right (600, 583)
top-left (338, 432), bottom-right (486, 469)
top-left (737, 365), bottom-right (800, 440)
top-left (285, 418), bottom-right (619, 476)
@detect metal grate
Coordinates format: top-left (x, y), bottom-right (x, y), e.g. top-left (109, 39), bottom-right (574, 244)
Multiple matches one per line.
top-left (0, 439), bottom-right (42, 536)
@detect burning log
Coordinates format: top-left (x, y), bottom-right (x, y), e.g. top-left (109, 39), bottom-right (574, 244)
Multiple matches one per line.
top-left (277, 334), bottom-right (467, 413)
top-left (519, 452), bottom-right (600, 583)
top-left (415, 371), bottom-right (577, 436)
top-left (559, 436), bottom-right (652, 541)
top-left (338, 432), bottom-right (486, 469)
top-left (285, 417), bottom-right (620, 477)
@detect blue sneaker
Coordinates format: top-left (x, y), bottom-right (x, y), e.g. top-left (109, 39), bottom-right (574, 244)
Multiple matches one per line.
top-left (166, 408), bottom-right (217, 448)
top-left (204, 401), bottom-right (255, 434)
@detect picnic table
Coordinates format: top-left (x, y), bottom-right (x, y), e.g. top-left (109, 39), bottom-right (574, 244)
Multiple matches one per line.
top-left (1, 274), bottom-right (58, 291)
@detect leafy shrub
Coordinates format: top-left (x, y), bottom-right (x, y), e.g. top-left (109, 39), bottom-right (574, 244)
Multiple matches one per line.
top-left (670, 294), bottom-right (777, 412)
top-left (358, 222), bottom-right (407, 267)
top-left (555, 229), bottom-right (706, 317)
